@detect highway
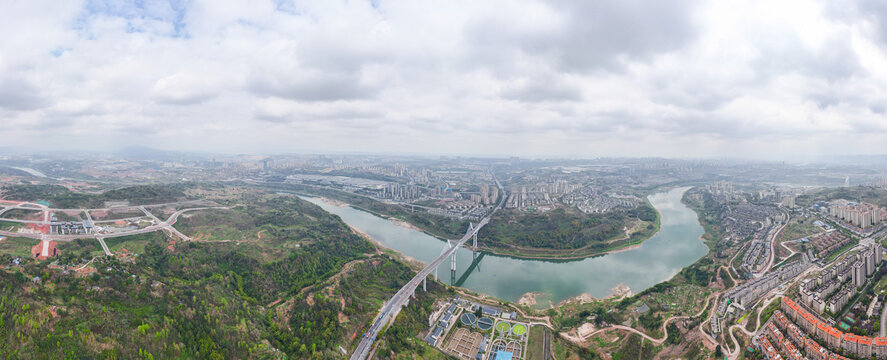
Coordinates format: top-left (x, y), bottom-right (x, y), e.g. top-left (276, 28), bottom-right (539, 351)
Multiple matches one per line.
top-left (349, 171), bottom-right (504, 360)
top-left (0, 205), bottom-right (226, 242)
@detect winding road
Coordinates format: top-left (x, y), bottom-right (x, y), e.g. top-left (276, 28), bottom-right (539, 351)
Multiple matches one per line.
top-left (0, 205), bottom-right (227, 242)
top-left (569, 292), bottom-right (716, 345)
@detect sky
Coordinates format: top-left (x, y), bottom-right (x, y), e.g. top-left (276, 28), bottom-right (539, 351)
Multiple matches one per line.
top-left (3, 0), bottom-right (887, 159)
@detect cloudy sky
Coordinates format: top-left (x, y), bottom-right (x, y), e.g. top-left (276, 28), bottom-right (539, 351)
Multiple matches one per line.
top-left (3, 0), bottom-right (887, 158)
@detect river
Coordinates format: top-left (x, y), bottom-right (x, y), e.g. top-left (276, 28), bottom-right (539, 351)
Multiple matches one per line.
top-left (301, 186), bottom-right (707, 307)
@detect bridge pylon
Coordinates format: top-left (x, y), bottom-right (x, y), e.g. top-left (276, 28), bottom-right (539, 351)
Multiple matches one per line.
top-left (451, 251), bottom-right (456, 272)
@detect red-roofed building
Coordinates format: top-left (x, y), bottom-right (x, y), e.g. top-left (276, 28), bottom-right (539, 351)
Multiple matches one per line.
top-left (786, 323), bottom-right (804, 346)
top-left (875, 337), bottom-right (887, 359)
top-left (829, 354), bottom-right (850, 360)
top-left (782, 297), bottom-right (801, 321)
top-left (805, 338), bottom-right (828, 360)
top-left (780, 338), bottom-right (803, 360)
top-left (768, 323), bottom-right (785, 343)
top-left (825, 325), bottom-right (844, 349)
top-left (858, 336), bottom-right (873, 359)
top-left (816, 321), bottom-right (829, 340)
top-left (775, 310), bottom-right (790, 329)
top-left (759, 336), bottom-right (783, 360)
top-left (843, 334), bottom-right (859, 355)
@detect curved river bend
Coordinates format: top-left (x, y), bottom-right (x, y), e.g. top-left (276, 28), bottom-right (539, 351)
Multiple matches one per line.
top-left (302, 187), bottom-right (707, 307)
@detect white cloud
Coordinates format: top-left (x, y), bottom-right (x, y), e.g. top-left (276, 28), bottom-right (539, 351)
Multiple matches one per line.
top-left (0, 0), bottom-right (886, 158)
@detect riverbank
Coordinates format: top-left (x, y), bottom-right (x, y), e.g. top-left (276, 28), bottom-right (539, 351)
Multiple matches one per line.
top-left (347, 223), bottom-right (429, 272)
top-left (290, 186), bottom-right (667, 260)
top-left (302, 187), bottom-right (708, 303)
top-left (311, 194), bottom-right (663, 261)
top-left (470, 196), bottom-right (664, 260)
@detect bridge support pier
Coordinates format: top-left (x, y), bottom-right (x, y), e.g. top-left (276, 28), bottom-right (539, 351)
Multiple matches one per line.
top-left (423, 277), bottom-right (427, 292)
top-left (451, 252), bottom-right (456, 272)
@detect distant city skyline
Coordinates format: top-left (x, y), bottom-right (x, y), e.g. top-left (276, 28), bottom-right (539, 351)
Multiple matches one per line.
top-left (3, 1), bottom-right (887, 159)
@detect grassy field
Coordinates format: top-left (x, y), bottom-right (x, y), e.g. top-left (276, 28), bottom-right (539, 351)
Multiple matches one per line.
top-left (777, 216), bottom-right (822, 243)
top-left (51, 210), bottom-right (83, 222)
top-left (0, 237), bottom-right (39, 257)
top-left (104, 232), bottom-right (170, 254)
top-left (0, 220), bottom-right (21, 230)
top-left (872, 275), bottom-right (887, 296)
top-left (0, 208), bottom-right (43, 221)
top-left (526, 325), bottom-right (546, 360)
top-left (826, 240), bottom-right (859, 263)
top-left (91, 208), bottom-right (146, 221)
top-left (173, 208), bottom-right (261, 241)
top-left (53, 238), bottom-right (105, 258)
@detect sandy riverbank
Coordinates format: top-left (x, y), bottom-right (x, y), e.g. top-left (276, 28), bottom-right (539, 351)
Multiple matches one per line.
top-left (348, 225), bottom-right (428, 270)
top-left (389, 218), bottom-right (422, 232)
top-left (316, 196), bottom-right (350, 207)
top-left (518, 292), bottom-right (544, 307)
top-left (476, 241), bottom-right (647, 261)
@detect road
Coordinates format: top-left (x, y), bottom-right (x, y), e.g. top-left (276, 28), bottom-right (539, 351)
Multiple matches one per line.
top-left (570, 292), bottom-right (716, 346)
top-left (757, 208), bottom-right (790, 276)
top-left (881, 299), bottom-right (887, 337)
top-left (0, 206), bottom-right (226, 243)
top-left (542, 328), bottom-right (551, 360)
top-left (349, 171), bottom-right (504, 360)
top-left (97, 237), bottom-right (112, 256)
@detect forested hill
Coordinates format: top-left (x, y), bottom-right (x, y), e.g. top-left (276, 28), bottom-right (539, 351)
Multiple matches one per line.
top-left (477, 202), bottom-right (659, 256)
top-left (0, 190), bottom-right (437, 359)
top-left (0, 183), bottom-right (190, 208)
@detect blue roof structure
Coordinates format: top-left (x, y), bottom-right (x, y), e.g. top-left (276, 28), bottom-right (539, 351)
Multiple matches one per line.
top-left (495, 350), bottom-right (513, 360)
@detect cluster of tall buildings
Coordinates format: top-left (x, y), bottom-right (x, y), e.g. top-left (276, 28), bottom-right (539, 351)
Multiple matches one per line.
top-left (502, 181), bottom-right (579, 210)
top-left (707, 181), bottom-right (736, 201)
top-left (378, 183), bottom-right (421, 201)
top-left (471, 184), bottom-right (499, 206)
top-left (829, 200), bottom-right (886, 229)
top-left (713, 259), bottom-right (809, 333)
top-left (778, 297), bottom-right (887, 360)
top-left (800, 245), bottom-right (882, 314)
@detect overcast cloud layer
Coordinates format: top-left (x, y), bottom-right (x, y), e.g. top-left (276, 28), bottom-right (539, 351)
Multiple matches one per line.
top-left (3, 0), bottom-right (887, 158)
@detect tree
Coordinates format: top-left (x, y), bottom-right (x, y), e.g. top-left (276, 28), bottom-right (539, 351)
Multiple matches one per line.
top-left (474, 306), bottom-right (483, 318)
top-left (715, 345), bottom-right (723, 358)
